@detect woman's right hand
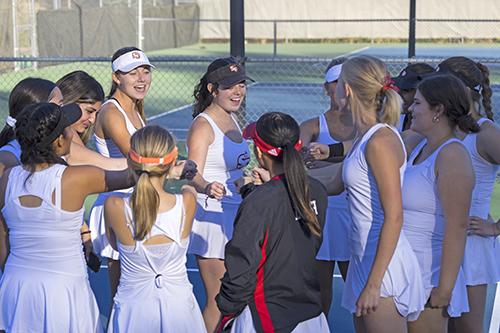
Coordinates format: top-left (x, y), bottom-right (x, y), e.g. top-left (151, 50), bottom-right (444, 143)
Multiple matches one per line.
top-left (251, 167), bottom-right (270, 185)
top-left (309, 143), bottom-right (330, 161)
top-left (428, 287), bottom-right (451, 309)
top-left (205, 181), bottom-right (226, 200)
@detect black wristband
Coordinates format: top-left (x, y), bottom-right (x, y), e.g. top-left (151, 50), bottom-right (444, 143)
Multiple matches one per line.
top-left (328, 142), bottom-right (344, 159)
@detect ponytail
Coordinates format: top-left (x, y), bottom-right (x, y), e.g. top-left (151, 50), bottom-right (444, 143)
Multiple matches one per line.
top-left (130, 171), bottom-right (160, 240)
top-left (376, 88), bottom-right (401, 126)
top-left (282, 144), bottom-right (321, 236)
top-left (476, 62), bottom-right (494, 121)
top-left (456, 114), bottom-right (480, 134)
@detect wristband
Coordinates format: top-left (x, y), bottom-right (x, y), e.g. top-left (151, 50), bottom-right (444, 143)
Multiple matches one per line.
top-left (328, 142), bottom-right (344, 159)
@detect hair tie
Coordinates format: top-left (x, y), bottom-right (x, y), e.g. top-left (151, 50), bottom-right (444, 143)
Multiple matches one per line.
top-left (382, 74), bottom-right (399, 92)
top-left (6, 116), bottom-right (16, 129)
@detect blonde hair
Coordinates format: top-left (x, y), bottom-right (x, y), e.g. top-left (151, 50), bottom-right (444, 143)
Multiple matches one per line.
top-left (341, 55), bottom-right (401, 127)
top-left (128, 125), bottom-right (177, 240)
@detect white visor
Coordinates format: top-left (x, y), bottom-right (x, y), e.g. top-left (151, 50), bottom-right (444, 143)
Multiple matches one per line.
top-left (112, 50), bottom-right (154, 73)
top-left (325, 64), bottom-right (343, 83)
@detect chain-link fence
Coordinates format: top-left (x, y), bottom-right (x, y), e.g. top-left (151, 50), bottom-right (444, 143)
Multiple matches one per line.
top-left (0, 56), bottom-right (499, 138)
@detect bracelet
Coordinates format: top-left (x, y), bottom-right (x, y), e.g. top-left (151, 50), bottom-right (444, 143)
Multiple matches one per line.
top-left (80, 230), bottom-right (91, 236)
top-left (328, 142), bottom-right (344, 159)
top-left (204, 183), bottom-right (211, 196)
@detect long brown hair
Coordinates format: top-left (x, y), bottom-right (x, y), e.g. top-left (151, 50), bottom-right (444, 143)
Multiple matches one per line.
top-left (256, 112), bottom-right (321, 236)
top-left (57, 70), bottom-right (105, 144)
top-left (128, 125), bottom-right (177, 240)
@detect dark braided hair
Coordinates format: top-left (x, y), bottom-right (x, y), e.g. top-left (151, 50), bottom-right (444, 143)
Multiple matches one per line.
top-left (15, 103), bottom-right (68, 175)
top-left (0, 78), bottom-right (57, 148)
top-left (417, 74), bottom-right (480, 133)
top-left (439, 56), bottom-right (494, 121)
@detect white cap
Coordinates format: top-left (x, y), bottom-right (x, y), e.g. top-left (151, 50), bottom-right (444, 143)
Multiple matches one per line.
top-left (325, 64), bottom-right (343, 83)
top-left (112, 50), bottom-right (154, 73)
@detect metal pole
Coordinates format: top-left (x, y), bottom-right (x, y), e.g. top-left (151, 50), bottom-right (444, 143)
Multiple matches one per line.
top-left (31, 0), bottom-right (39, 70)
top-left (12, 0), bottom-right (19, 71)
top-left (138, 0), bottom-right (143, 49)
top-left (230, 0), bottom-right (245, 59)
top-left (53, 0), bottom-right (60, 9)
top-left (273, 20), bottom-right (277, 58)
top-left (408, 0), bottom-right (416, 58)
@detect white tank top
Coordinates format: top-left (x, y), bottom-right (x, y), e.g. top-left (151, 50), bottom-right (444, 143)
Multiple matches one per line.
top-left (93, 99), bottom-right (145, 158)
top-left (1, 164), bottom-right (87, 277)
top-left (462, 118), bottom-right (500, 219)
top-left (0, 139), bottom-right (21, 162)
top-left (316, 113), bottom-right (348, 209)
top-left (114, 195), bottom-right (190, 301)
top-left (403, 138), bottom-right (461, 231)
top-left (342, 123), bottom-right (407, 256)
top-left (194, 113), bottom-right (250, 206)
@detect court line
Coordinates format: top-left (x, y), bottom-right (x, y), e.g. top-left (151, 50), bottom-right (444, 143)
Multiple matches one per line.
top-left (335, 46), bottom-right (370, 58)
top-left (489, 282), bottom-right (500, 333)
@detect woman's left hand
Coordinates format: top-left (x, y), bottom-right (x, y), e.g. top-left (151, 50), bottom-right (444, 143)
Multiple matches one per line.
top-left (355, 285), bottom-right (380, 317)
top-left (468, 216), bottom-right (500, 237)
top-left (169, 160), bottom-right (198, 180)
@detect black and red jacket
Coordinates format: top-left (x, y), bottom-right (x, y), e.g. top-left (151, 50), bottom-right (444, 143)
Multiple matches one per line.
top-left (216, 176), bottom-right (328, 333)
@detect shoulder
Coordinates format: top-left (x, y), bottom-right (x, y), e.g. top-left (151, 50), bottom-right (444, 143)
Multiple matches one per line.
top-left (437, 140), bottom-right (470, 163)
top-left (187, 115), bottom-right (214, 142)
top-left (98, 101), bottom-right (126, 126)
top-left (308, 176), bottom-right (327, 196)
top-left (366, 126), bottom-right (404, 155)
top-left (300, 117), bottom-right (320, 132)
top-left (477, 119), bottom-right (500, 144)
top-left (104, 195), bottom-right (126, 218)
top-left (181, 185), bottom-right (197, 210)
top-left (402, 129), bottom-right (425, 156)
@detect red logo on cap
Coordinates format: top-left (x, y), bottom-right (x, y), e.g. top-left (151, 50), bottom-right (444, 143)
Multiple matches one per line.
top-left (131, 52), bottom-right (141, 59)
top-left (229, 64), bottom-right (238, 72)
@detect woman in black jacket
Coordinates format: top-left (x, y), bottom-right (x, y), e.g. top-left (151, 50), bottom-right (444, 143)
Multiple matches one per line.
top-left (216, 112), bottom-right (329, 333)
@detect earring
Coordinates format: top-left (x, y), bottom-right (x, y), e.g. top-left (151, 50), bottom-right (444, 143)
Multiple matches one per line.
top-left (432, 115), bottom-right (440, 123)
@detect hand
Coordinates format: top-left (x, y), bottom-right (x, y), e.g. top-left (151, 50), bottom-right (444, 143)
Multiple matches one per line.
top-left (180, 160), bottom-right (198, 180)
top-left (234, 176), bottom-right (253, 193)
top-left (309, 143), bottom-right (330, 161)
top-left (205, 181), bottom-right (226, 200)
top-left (169, 160), bottom-right (186, 179)
top-left (82, 238), bottom-right (93, 262)
top-left (468, 216), bottom-right (500, 237)
top-left (355, 285), bottom-right (380, 317)
top-left (251, 167), bottom-right (270, 185)
top-left (428, 287), bottom-right (451, 309)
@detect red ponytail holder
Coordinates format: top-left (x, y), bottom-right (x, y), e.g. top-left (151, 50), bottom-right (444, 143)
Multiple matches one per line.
top-left (382, 75), bottom-right (399, 92)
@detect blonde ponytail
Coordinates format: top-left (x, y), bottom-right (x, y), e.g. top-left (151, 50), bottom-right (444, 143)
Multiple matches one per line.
top-left (130, 172), bottom-right (160, 240)
top-left (378, 89), bottom-right (402, 126)
top-left (127, 125), bottom-right (177, 240)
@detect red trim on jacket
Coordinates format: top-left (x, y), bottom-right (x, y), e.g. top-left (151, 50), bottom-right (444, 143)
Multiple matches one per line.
top-left (253, 229), bottom-right (275, 333)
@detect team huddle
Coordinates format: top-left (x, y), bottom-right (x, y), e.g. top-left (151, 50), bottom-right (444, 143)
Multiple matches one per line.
top-left (0, 46), bottom-right (498, 333)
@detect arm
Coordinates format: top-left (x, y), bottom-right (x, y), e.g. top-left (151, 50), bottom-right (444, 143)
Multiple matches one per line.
top-left (0, 151), bottom-right (20, 178)
top-left (0, 169), bottom-right (11, 271)
top-left (402, 130), bottom-right (425, 159)
top-left (66, 141), bottom-right (128, 170)
top-left (216, 199), bottom-right (266, 316)
top-left (61, 166), bottom-right (134, 211)
top-left (99, 105), bottom-right (134, 156)
top-left (356, 129), bottom-right (406, 317)
top-left (180, 185), bottom-right (197, 239)
top-left (299, 117), bottom-right (319, 146)
top-left (477, 121), bottom-right (500, 165)
top-left (103, 196), bottom-right (126, 251)
top-left (430, 143), bottom-right (475, 308)
top-left (186, 117), bottom-right (225, 199)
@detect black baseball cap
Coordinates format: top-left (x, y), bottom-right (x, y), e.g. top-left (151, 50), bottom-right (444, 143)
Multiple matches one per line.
top-left (206, 61), bottom-right (254, 88)
top-left (393, 64), bottom-right (435, 90)
top-left (38, 103), bottom-right (82, 145)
